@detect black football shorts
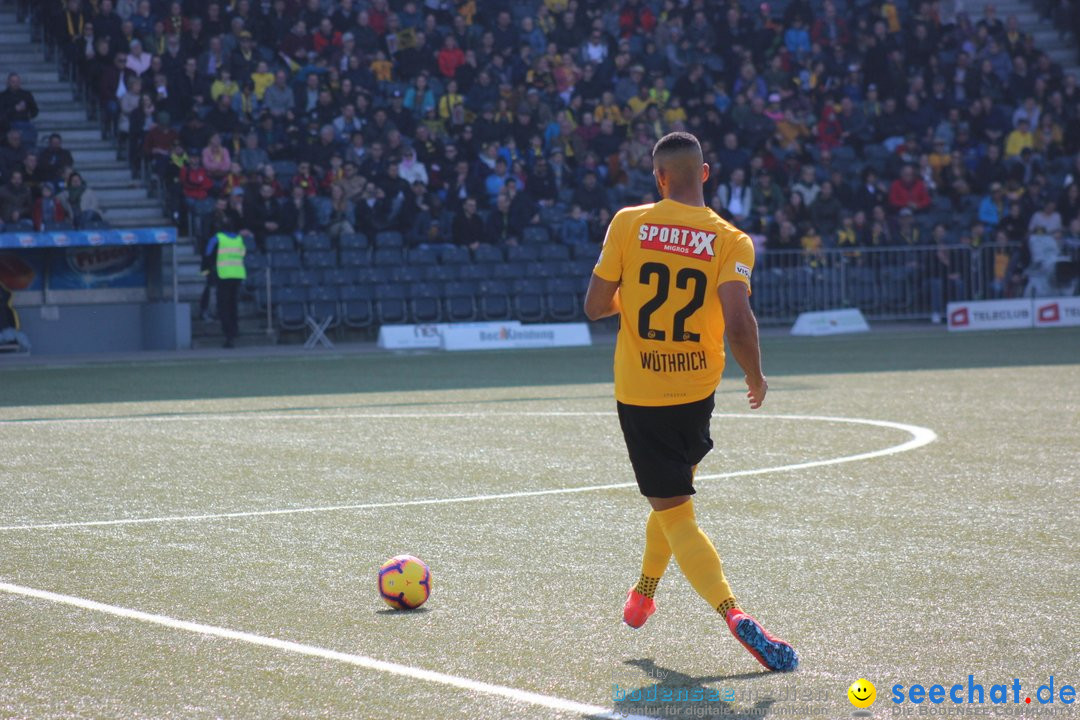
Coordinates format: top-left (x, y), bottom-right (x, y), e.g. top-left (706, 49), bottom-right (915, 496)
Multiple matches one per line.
top-left (616, 394), bottom-right (715, 498)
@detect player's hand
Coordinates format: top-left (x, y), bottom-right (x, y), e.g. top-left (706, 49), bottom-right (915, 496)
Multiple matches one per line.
top-left (745, 375), bottom-right (767, 410)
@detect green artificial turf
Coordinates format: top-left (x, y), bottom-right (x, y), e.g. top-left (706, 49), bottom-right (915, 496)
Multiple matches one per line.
top-left (0, 327), bottom-right (1077, 719)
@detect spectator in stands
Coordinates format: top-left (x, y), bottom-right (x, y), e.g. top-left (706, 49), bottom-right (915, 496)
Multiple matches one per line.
top-left (888, 164), bottom-right (931, 214)
top-left (39, 134), bottom-right (74, 183)
top-left (560, 204), bottom-right (589, 246)
top-left (201, 133), bottom-right (231, 182)
top-left (180, 154), bottom-right (214, 235)
top-left (978, 182), bottom-right (1007, 228)
top-left (57, 172), bottom-right (103, 228)
top-left (1029, 196), bottom-right (1063, 235)
top-left (0, 74), bottom-right (39, 147)
top-left (0, 170), bottom-right (31, 228)
top-left (452, 196), bottom-right (484, 250)
top-left (326, 182), bottom-right (355, 241)
top-left (714, 168), bottom-right (752, 226)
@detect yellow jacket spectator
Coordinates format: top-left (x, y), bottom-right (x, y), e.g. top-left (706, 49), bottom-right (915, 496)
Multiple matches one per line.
top-left (438, 85), bottom-right (464, 121)
top-left (251, 63), bottom-right (274, 100)
top-left (210, 71), bottom-right (239, 102)
top-left (594, 92), bottom-right (627, 126)
top-left (627, 88), bottom-right (654, 119)
top-left (370, 52), bottom-right (393, 83)
top-left (1004, 120), bottom-right (1034, 157)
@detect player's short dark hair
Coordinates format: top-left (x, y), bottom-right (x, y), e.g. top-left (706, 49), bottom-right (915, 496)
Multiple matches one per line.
top-left (652, 131), bottom-right (701, 158)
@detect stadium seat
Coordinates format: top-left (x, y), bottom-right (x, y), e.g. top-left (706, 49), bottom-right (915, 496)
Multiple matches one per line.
top-left (270, 250), bottom-right (301, 269)
top-left (439, 246), bottom-right (471, 264)
top-left (522, 226), bottom-right (549, 244)
top-left (570, 244), bottom-right (597, 260)
top-left (299, 232), bottom-right (332, 251)
top-left (407, 247), bottom-right (439, 265)
top-left (524, 261), bottom-right (554, 279)
top-left (374, 231), bottom-right (404, 249)
top-left (472, 244), bottom-right (504, 263)
top-left (339, 233), bottom-right (370, 250)
top-left (443, 281), bottom-right (478, 321)
top-left (303, 250), bottom-right (337, 269)
top-left (457, 263), bottom-right (490, 281)
top-left (322, 267), bottom-right (353, 286)
top-left (266, 235), bottom-right (294, 253)
top-left (409, 282), bottom-right (442, 323)
top-left (269, 268), bottom-right (295, 287)
top-left (293, 269), bottom-right (321, 286)
top-left (506, 244), bottom-right (540, 262)
top-left (340, 249), bottom-right (372, 267)
top-left (545, 278), bottom-right (579, 321)
top-left (424, 264), bottom-right (458, 282)
top-left (391, 266), bottom-right (425, 283)
top-left (539, 244), bottom-right (571, 261)
top-left (478, 279), bottom-right (512, 320)
top-left (276, 285), bottom-right (307, 331)
top-left (491, 262), bottom-right (526, 280)
top-left (339, 284), bottom-right (375, 329)
top-left (373, 248), bottom-right (405, 266)
top-left (512, 278), bottom-right (546, 322)
top-left (355, 267), bottom-right (388, 284)
top-left (304, 285), bottom-right (339, 348)
top-left (374, 283), bottom-right (409, 324)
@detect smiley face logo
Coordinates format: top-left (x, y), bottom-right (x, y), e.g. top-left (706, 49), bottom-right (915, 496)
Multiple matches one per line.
top-left (848, 679), bottom-right (876, 709)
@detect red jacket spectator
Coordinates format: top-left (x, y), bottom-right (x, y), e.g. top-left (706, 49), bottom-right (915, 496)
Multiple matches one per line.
top-left (181, 162), bottom-right (213, 200)
top-left (437, 40), bottom-right (465, 79)
top-left (619, 0), bottom-right (656, 37)
top-left (888, 166), bottom-right (931, 212)
top-left (312, 22), bottom-right (343, 56)
top-left (816, 105), bottom-right (843, 151)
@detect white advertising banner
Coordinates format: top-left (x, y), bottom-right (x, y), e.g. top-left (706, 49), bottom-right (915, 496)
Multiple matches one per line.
top-left (377, 321), bottom-right (521, 350)
top-left (440, 323), bottom-right (592, 351)
top-left (790, 308), bottom-right (870, 336)
top-left (1033, 297), bottom-right (1080, 328)
top-left (947, 299), bottom-right (1033, 331)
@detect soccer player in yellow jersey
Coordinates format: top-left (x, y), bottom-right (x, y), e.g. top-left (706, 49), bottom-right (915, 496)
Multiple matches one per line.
top-left (584, 132), bottom-right (798, 672)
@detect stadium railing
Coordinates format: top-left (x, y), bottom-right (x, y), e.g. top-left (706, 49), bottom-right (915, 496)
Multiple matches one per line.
top-left (750, 244), bottom-right (1027, 323)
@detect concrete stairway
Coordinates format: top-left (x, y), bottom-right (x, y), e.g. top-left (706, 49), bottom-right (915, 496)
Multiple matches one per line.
top-left (0, 8), bottom-right (214, 311)
top-left (0, 14), bottom-right (170, 230)
top-left (1002, 0), bottom-right (1079, 79)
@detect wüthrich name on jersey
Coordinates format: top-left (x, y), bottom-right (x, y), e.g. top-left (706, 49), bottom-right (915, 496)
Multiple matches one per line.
top-left (640, 350), bottom-right (709, 372)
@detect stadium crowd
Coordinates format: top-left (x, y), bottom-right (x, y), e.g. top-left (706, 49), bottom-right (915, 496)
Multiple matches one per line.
top-left (26, 0), bottom-right (1080, 314)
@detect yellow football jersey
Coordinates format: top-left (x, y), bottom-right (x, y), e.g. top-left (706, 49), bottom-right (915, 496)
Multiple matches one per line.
top-left (594, 199), bottom-right (754, 406)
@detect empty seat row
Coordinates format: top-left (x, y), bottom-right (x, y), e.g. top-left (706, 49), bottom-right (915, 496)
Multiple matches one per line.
top-left (252, 258), bottom-right (598, 287)
top-left (265, 277), bottom-right (589, 330)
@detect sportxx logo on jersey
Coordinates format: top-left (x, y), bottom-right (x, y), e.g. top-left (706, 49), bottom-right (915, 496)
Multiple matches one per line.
top-left (638, 223), bottom-right (716, 261)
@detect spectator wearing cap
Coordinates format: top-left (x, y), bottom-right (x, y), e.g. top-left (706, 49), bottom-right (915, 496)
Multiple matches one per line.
top-left (978, 182), bottom-right (1007, 228)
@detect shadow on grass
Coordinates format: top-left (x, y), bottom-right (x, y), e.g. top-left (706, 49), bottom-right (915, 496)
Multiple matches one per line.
top-left (374, 606), bottom-right (432, 616)
top-left (1, 327), bottom-right (1076, 407)
top-left (594, 658), bottom-right (777, 719)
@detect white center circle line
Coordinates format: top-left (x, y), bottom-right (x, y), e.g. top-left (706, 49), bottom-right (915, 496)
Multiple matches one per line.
top-left (0, 412), bottom-right (936, 532)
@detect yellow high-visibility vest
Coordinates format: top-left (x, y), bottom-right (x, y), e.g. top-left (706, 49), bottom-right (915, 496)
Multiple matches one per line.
top-left (215, 232), bottom-right (247, 280)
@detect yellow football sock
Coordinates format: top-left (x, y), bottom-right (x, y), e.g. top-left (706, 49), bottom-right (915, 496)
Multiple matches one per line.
top-left (634, 511), bottom-right (671, 598)
top-left (654, 500), bottom-right (736, 611)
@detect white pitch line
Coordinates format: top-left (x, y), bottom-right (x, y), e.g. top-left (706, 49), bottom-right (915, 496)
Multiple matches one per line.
top-left (0, 581), bottom-right (652, 720)
top-left (0, 413), bottom-right (936, 532)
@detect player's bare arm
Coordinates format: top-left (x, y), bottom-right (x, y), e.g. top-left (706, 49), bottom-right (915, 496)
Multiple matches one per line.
top-left (583, 274), bottom-right (621, 321)
top-left (719, 281), bottom-right (767, 410)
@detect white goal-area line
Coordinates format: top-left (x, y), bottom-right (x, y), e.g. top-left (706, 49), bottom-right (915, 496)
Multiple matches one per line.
top-left (0, 413), bottom-right (936, 532)
top-left (0, 581), bottom-right (653, 720)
